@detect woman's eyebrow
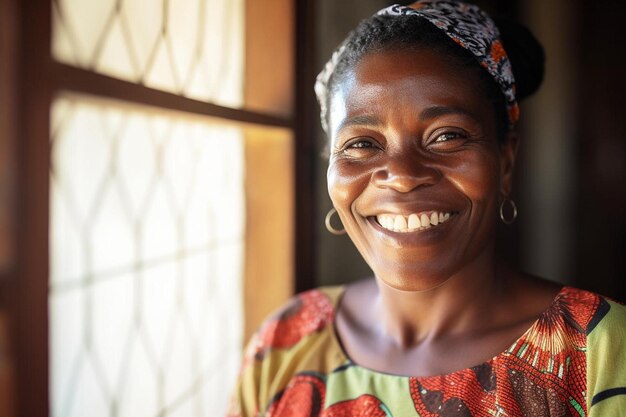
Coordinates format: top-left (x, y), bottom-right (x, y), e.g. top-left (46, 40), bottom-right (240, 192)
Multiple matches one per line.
top-left (335, 115), bottom-right (382, 133)
top-left (419, 105), bottom-right (478, 122)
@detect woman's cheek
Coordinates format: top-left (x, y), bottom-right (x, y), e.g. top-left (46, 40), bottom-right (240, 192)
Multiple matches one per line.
top-left (327, 161), bottom-right (372, 206)
top-left (444, 151), bottom-right (501, 202)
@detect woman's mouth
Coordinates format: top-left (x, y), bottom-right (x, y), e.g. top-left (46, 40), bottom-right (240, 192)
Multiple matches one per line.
top-left (374, 211), bottom-right (453, 233)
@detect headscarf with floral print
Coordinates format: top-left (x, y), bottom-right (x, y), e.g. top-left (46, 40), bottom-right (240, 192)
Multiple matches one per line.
top-left (315, 1), bottom-right (519, 134)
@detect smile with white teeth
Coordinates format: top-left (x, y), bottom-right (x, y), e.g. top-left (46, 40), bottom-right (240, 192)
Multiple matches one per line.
top-left (375, 211), bottom-right (452, 232)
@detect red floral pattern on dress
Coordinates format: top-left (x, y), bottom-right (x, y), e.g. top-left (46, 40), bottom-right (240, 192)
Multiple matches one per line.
top-left (322, 395), bottom-right (391, 417)
top-left (242, 290), bottom-right (335, 368)
top-left (408, 287), bottom-right (600, 416)
top-left (266, 373), bottom-right (326, 417)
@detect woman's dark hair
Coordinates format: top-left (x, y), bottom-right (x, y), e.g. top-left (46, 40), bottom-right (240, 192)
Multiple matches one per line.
top-left (323, 14), bottom-right (545, 143)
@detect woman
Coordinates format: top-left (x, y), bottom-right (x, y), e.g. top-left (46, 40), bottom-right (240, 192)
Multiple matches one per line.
top-left (229, 2), bottom-right (626, 416)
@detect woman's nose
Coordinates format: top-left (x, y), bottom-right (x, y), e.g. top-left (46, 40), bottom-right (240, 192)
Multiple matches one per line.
top-left (371, 155), bottom-right (441, 193)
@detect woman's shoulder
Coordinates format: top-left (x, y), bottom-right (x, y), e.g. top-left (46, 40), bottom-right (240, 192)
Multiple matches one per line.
top-left (231, 287), bottom-right (347, 416)
top-left (577, 288), bottom-right (626, 414)
top-left (261, 285), bottom-right (345, 337)
top-left (538, 285), bottom-right (625, 339)
top-left (574, 286), bottom-right (626, 337)
top-left (242, 285), bottom-right (345, 363)
top-left (275, 285), bottom-right (343, 325)
top-left (555, 286), bottom-right (625, 336)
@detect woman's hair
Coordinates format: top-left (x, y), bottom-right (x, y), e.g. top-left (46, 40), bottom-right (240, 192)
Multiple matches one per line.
top-left (322, 14), bottom-right (545, 143)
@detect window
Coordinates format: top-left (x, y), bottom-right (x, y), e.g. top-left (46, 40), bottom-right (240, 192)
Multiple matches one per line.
top-left (50, 96), bottom-right (247, 416)
top-left (44, 0), bottom-right (295, 415)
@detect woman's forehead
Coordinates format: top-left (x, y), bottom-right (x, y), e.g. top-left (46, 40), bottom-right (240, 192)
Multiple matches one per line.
top-left (329, 49), bottom-right (492, 134)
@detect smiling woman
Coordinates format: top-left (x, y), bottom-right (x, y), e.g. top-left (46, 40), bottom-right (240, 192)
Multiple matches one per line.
top-left (227, 2), bottom-right (626, 416)
top-left (327, 47), bottom-right (508, 291)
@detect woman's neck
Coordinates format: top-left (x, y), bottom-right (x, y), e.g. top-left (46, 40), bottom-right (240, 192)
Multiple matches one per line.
top-left (334, 252), bottom-right (562, 376)
top-left (373, 247), bottom-right (507, 348)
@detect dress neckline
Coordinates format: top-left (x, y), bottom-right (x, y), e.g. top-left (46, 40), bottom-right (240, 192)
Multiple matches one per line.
top-left (327, 284), bottom-right (568, 380)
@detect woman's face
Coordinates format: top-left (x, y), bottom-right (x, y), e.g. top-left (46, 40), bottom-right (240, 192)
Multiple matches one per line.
top-left (327, 48), bottom-right (517, 291)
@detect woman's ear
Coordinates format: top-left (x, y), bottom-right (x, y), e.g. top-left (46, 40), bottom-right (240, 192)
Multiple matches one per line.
top-left (499, 131), bottom-right (520, 196)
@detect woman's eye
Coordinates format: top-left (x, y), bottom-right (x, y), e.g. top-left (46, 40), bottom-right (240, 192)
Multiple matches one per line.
top-left (333, 138), bottom-right (380, 159)
top-left (348, 141), bottom-right (373, 149)
top-left (428, 130), bottom-right (469, 150)
top-left (435, 132), bottom-right (463, 142)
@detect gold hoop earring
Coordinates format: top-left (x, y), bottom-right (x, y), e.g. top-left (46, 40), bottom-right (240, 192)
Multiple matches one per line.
top-left (500, 197), bottom-right (518, 225)
top-left (325, 208), bottom-right (346, 235)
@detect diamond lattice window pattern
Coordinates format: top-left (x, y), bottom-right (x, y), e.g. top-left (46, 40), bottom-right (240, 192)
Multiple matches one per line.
top-left (52, 0), bottom-right (244, 107)
top-left (50, 95), bottom-right (245, 416)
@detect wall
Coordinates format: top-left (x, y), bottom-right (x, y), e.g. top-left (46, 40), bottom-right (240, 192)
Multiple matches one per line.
top-left (520, 0), bottom-right (626, 300)
top-left (519, 0), bottom-right (578, 284)
top-left (574, 0), bottom-right (626, 300)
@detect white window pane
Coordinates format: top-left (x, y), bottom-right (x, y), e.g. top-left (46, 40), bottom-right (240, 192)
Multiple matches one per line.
top-left (123, 0), bottom-right (162, 75)
top-left (168, 0), bottom-right (201, 90)
top-left (141, 260), bottom-right (179, 362)
top-left (162, 318), bottom-right (195, 406)
top-left (90, 184), bottom-right (135, 274)
top-left (67, 358), bottom-right (109, 417)
top-left (51, 4), bottom-right (78, 68)
top-left (182, 252), bottom-right (212, 332)
top-left (52, 0), bottom-right (244, 106)
top-left (117, 338), bottom-right (159, 417)
top-left (143, 40), bottom-right (179, 94)
top-left (52, 103), bottom-right (112, 221)
top-left (50, 181), bottom-right (85, 285)
top-left (50, 289), bottom-right (84, 417)
top-left (95, 17), bottom-right (137, 81)
top-left (162, 123), bottom-right (197, 214)
top-left (116, 116), bottom-right (157, 218)
top-left (50, 95), bottom-right (245, 416)
top-left (91, 273), bottom-right (135, 392)
top-left (54, 0), bottom-right (117, 64)
top-left (141, 184), bottom-right (178, 260)
top-left (183, 0), bottom-right (245, 105)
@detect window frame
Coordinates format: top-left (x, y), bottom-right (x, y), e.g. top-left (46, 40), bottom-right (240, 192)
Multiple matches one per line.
top-left (0, 0), bottom-right (319, 415)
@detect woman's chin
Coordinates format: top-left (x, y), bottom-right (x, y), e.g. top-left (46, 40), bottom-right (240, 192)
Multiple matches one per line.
top-left (371, 263), bottom-right (456, 293)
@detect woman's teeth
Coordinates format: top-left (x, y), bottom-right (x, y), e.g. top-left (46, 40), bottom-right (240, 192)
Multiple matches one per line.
top-left (376, 212), bottom-right (452, 232)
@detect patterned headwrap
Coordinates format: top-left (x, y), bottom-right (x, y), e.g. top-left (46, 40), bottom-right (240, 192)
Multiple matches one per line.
top-left (315, 0), bottom-right (519, 134)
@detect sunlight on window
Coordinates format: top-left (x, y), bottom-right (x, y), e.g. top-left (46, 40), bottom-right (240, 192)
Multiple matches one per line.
top-left (52, 0), bottom-right (244, 107)
top-left (49, 94), bottom-right (245, 416)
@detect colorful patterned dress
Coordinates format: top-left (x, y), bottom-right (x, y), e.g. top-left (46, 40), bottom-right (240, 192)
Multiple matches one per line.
top-left (228, 286), bottom-right (626, 416)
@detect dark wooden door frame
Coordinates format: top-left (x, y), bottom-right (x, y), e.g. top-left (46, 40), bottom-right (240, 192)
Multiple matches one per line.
top-left (294, 0), bottom-right (319, 293)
